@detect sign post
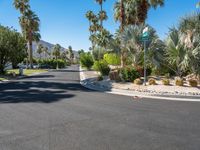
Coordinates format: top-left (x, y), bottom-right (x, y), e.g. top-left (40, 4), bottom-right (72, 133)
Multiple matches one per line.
top-left (142, 27), bottom-right (149, 86)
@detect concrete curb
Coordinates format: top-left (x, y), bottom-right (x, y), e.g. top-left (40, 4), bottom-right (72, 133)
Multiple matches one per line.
top-left (79, 67), bottom-right (200, 102)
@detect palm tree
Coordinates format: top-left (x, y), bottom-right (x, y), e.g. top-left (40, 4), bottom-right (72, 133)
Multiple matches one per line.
top-left (13, 0), bottom-right (30, 14)
top-left (197, 2), bottom-right (200, 8)
top-left (114, 0), bottom-right (164, 67)
top-left (165, 28), bottom-right (190, 77)
top-left (52, 44), bottom-right (61, 69)
top-left (42, 46), bottom-right (49, 59)
top-left (95, 0), bottom-right (106, 26)
top-left (19, 10), bottom-right (41, 68)
top-left (178, 13), bottom-right (200, 79)
top-left (121, 24), bottom-right (164, 68)
top-left (68, 46), bottom-right (74, 64)
top-left (37, 44), bottom-right (43, 60)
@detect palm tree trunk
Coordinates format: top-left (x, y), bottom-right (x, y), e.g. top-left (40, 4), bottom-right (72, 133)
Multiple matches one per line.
top-left (100, 3), bottom-right (103, 27)
top-left (28, 41), bottom-right (33, 69)
top-left (120, 0), bottom-right (126, 67)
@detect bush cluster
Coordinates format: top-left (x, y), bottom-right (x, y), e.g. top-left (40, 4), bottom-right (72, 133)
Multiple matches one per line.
top-left (93, 60), bottom-right (110, 76)
top-left (188, 79), bottom-right (198, 87)
top-left (134, 78), bottom-right (143, 85)
top-left (103, 53), bottom-right (120, 65)
top-left (120, 66), bottom-right (140, 82)
top-left (162, 78), bottom-right (170, 85)
top-left (38, 59), bottom-right (67, 69)
top-left (148, 78), bottom-right (157, 85)
top-left (175, 78), bottom-right (184, 86)
top-left (80, 53), bottom-right (94, 70)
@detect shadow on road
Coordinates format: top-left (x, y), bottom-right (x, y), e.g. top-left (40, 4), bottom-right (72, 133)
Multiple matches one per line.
top-left (50, 70), bottom-right (80, 73)
top-left (24, 75), bottom-right (55, 79)
top-left (0, 81), bottom-right (91, 104)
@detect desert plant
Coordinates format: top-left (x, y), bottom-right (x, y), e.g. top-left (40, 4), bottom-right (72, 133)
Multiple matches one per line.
top-left (134, 78), bottom-right (143, 85)
top-left (188, 79), bottom-right (198, 87)
top-left (175, 78), bottom-right (184, 86)
top-left (80, 52), bottom-right (94, 70)
top-left (93, 60), bottom-right (110, 76)
top-left (148, 78), bottom-right (157, 85)
top-left (162, 78), bottom-right (170, 85)
top-left (120, 66), bottom-right (140, 82)
top-left (103, 53), bottom-right (120, 65)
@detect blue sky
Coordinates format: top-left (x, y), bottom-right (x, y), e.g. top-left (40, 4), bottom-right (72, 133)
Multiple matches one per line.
top-left (0, 0), bottom-right (199, 50)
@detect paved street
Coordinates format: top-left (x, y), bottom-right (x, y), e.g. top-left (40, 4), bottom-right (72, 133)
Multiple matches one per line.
top-left (0, 65), bottom-right (200, 150)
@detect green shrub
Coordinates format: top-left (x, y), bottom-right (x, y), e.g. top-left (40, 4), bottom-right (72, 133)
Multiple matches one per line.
top-left (103, 53), bottom-right (120, 65)
top-left (134, 78), bottom-right (143, 85)
top-left (93, 60), bottom-right (110, 76)
top-left (148, 78), bottom-right (157, 85)
top-left (188, 79), bottom-right (198, 87)
top-left (39, 59), bottom-right (67, 69)
top-left (80, 53), bottom-right (94, 70)
top-left (120, 66), bottom-right (140, 82)
top-left (162, 78), bottom-right (170, 85)
top-left (136, 66), bottom-right (152, 77)
top-left (175, 78), bottom-right (184, 86)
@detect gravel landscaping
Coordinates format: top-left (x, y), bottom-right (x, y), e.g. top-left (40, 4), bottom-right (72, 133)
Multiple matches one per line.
top-left (81, 69), bottom-right (200, 97)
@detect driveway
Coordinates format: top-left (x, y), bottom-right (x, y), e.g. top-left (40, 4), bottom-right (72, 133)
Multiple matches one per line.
top-left (0, 65), bottom-right (200, 150)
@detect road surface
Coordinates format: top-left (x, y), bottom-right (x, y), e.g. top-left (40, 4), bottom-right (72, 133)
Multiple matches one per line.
top-left (0, 65), bottom-right (200, 150)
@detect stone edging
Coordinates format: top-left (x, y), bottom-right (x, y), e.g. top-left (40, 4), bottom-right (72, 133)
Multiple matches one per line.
top-left (79, 67), bottom-right (200, 102)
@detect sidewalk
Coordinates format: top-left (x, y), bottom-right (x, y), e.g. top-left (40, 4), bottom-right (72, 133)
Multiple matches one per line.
top-left (80, 67), bottom-right (200, 102)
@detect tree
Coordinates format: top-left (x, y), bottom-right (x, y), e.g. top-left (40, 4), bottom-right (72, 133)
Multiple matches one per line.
top-left (0, 25), bottom-right (27, 73)
top-left (95, 0), bottom-right (106, 26)
top-left (37, 44), bottom-right (43, 59)
top-left (121, 25), bottom-right (165, 68)
top-left (178, 13), bottom-right (200, 78)
top-left (13, 0), bottom-right (30, 14)
top-left (114, 0), bottom-right (164, 66)
top-left (165, 28), bottom-right (190, 77)
top-left (42, 46), bottom-right (49, 59)
top-left (52, 44), bottom-right (61, 69)
top-left (68, 46), bottom-right (74, 64)
top-left (197, 1), bottom-right (200, 8)
top-left (20, 10), bottom-right (41, 68)
top-left (52, 44), bottom-right (61, 59)
top-left (14, 0), bottom-right (41, 68)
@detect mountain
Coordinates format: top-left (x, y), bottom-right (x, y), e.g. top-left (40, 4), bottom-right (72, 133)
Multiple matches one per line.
top-left (32, 40), bottom-right (78, 59)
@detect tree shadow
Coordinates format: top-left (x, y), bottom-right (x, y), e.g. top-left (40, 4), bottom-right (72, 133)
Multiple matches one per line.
top-left (23, 75), bottom-right (55, 79)
top-left (50, 70), bottom-right (80, 73)
top-left (0, 81), bottom-right (91, 104)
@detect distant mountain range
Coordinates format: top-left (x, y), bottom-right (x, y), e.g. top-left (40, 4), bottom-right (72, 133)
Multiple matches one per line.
top-left (32, 40), bottom-right (78, 59)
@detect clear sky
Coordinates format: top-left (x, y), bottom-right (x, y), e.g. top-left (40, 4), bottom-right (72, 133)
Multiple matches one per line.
top-left (0, 0), bottom-right (199, 51)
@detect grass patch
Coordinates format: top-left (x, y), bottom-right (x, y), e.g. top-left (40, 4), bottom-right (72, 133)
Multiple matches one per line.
top-left (0, 77), bottom-right (7, 81)
top-left (7, 69), bottom-right (48, 76)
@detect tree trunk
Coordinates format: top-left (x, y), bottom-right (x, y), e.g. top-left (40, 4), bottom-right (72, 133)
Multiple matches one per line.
top-left (120, 0), bottom-right (126, 68)
top-left (28, 41), bottom-right (33, 69)
top-left (100, 3), bottom-right (103, 27)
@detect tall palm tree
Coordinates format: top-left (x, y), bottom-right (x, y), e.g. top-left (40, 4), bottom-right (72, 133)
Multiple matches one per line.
top-left (20, 10), bottom-right (41, 68)
top-left (13, 0), bottom-right (30, 14)
top-left (95, 0), bottom-right (106, 26)
top-left (114, 0), bottom-right (164, 67)
top-left (42, 46), bottom-right (49, 59)
top-left (52, 44), bottom-right (61, 69)
top-left (197, 1), bottom-right (200, 8)
top-left (37, 44), bottom-right (43, 60)
top-left (68, 46), bottom-right (74, 64)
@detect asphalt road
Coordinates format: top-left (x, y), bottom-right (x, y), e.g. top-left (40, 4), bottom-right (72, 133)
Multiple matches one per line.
top-left (0, 65), bottom-right (200, 150)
